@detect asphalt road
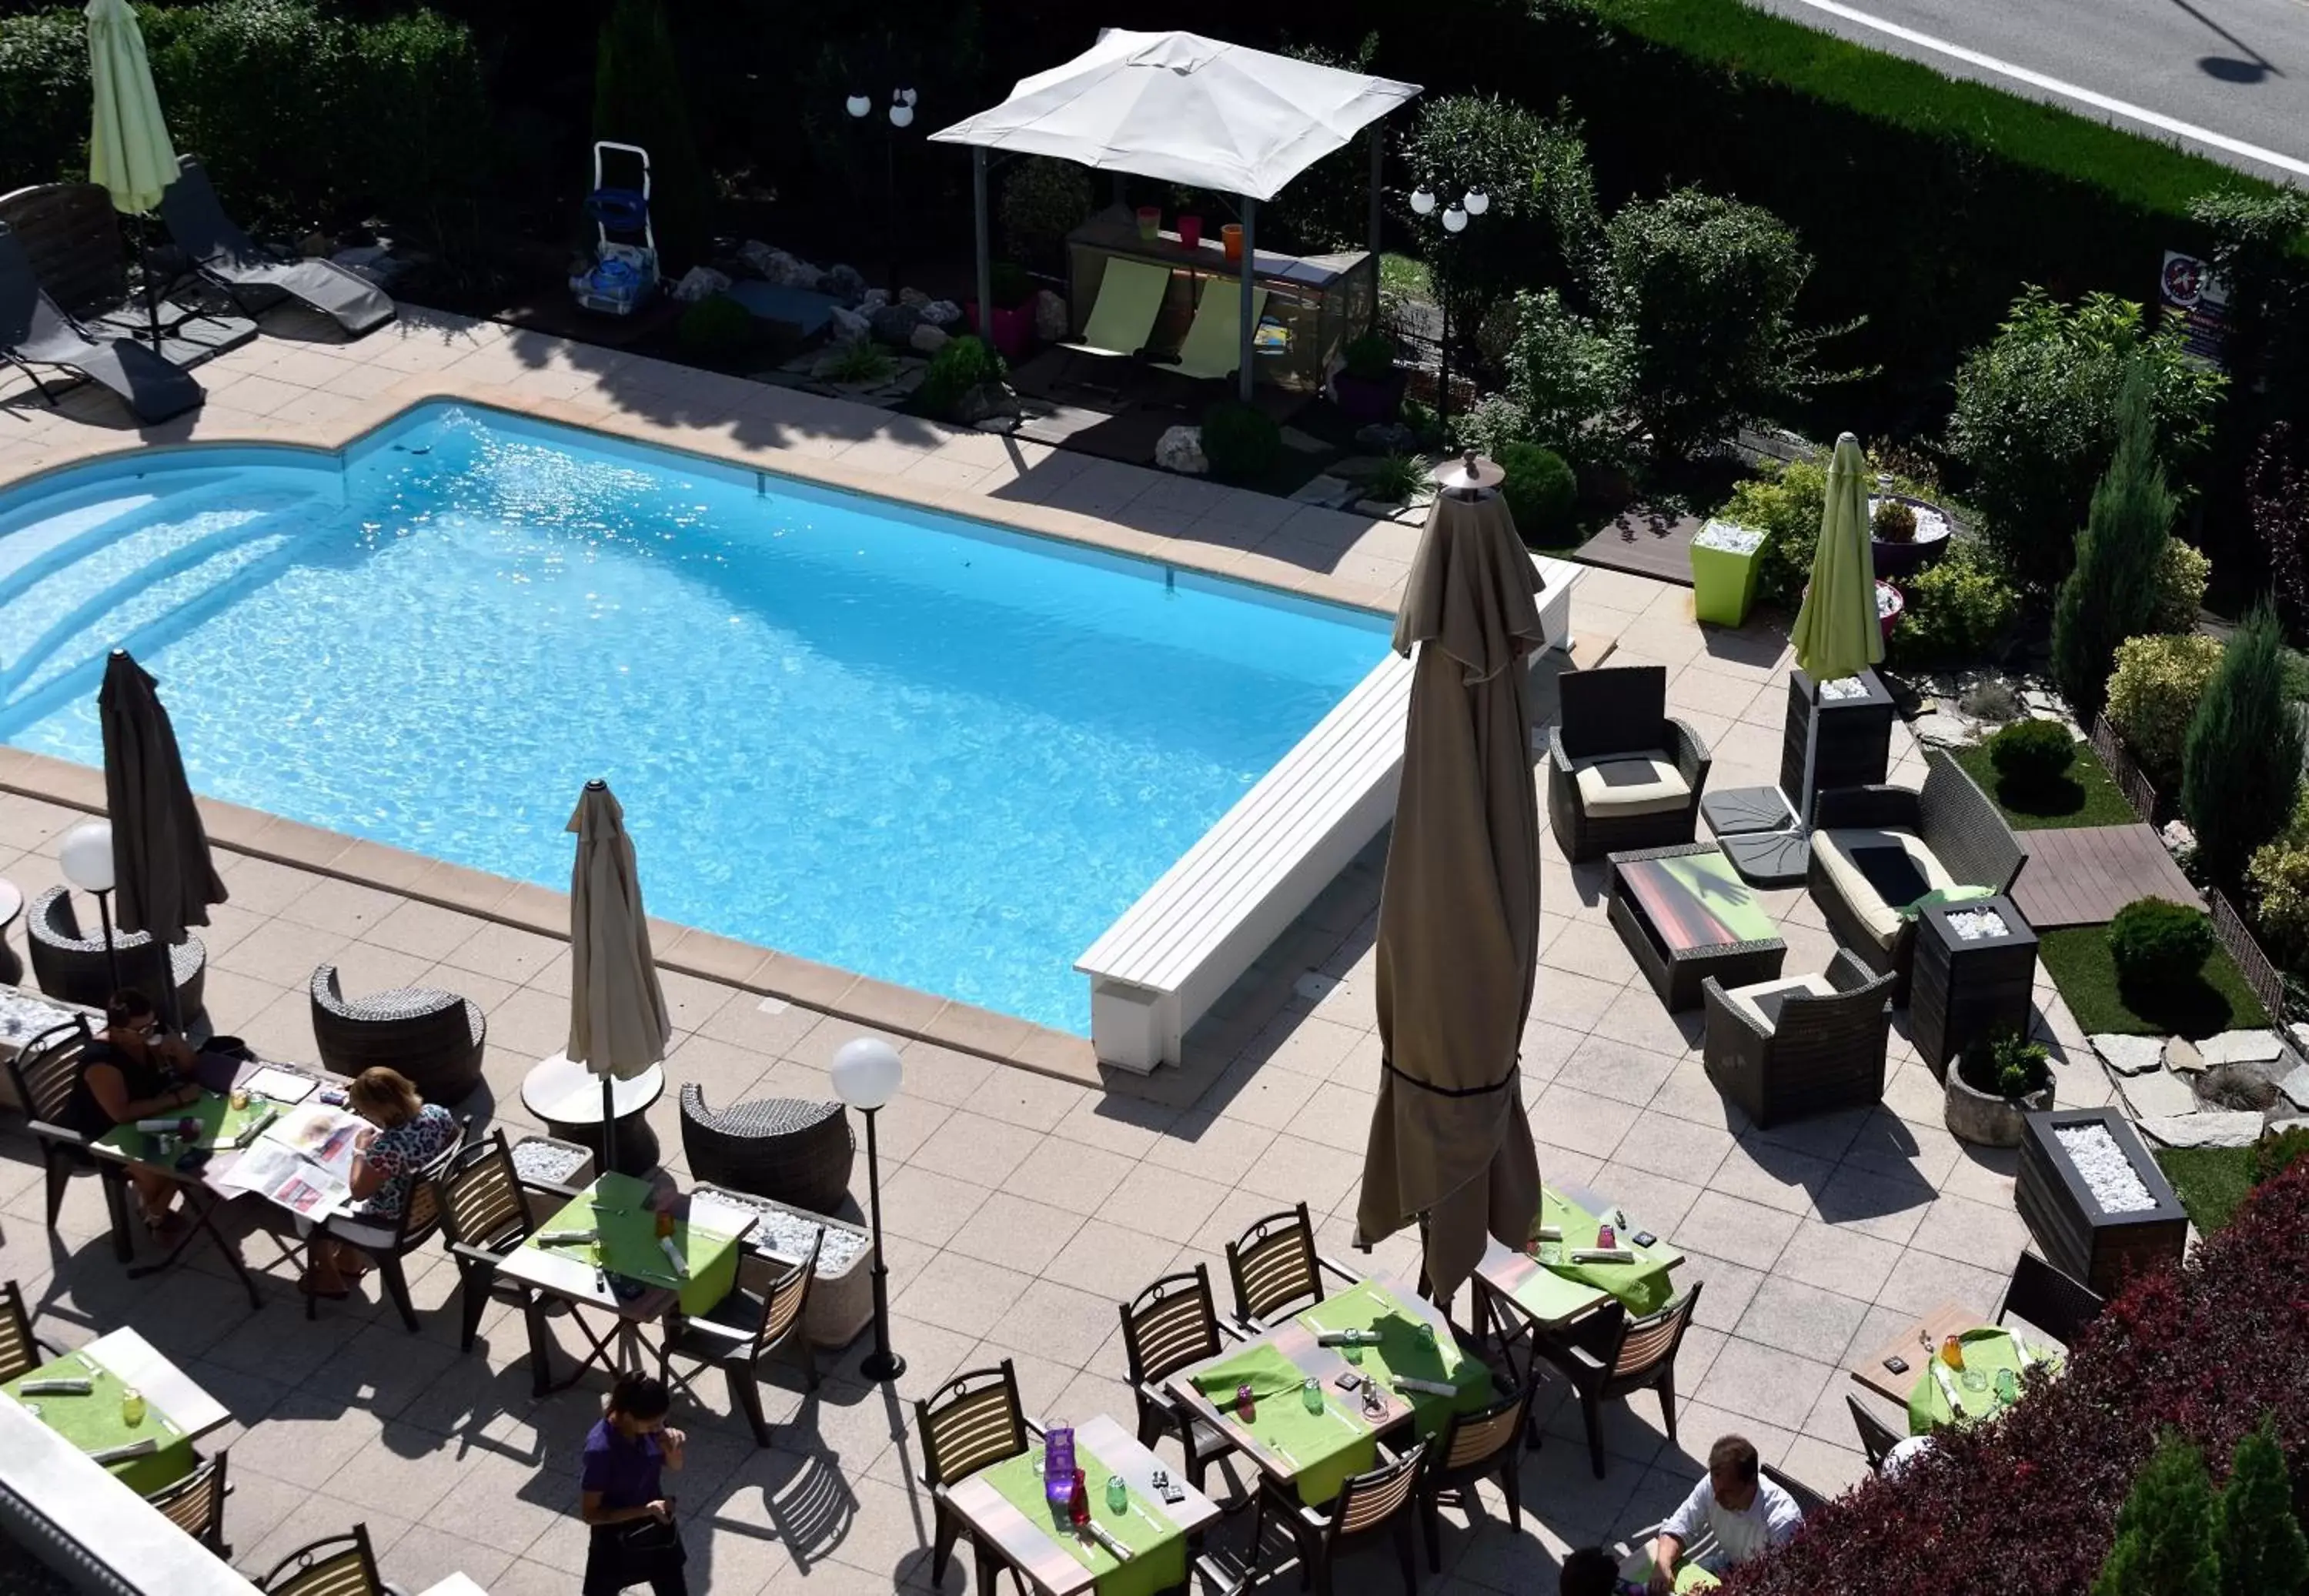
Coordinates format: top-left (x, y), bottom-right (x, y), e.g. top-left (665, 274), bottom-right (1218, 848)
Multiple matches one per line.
top-left (1742, 0), bottom-right (2309, 183)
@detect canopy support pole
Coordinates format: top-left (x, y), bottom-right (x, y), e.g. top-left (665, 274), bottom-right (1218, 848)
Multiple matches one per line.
top-left (1368, 129), bottom-right (1384, 332)
top-left (1238, 196), bottom-right (1257, 403)
top-left (972, 148), bottom-right (993, 352)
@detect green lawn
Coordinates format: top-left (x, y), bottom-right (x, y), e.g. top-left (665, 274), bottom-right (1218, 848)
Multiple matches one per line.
top-left (2155, 1147), bottom-right (2258, 1234)
top-left (2039, 926), bottom-right (2271, 1039)
top-left (1952, 741), bottom-right (2137, 831)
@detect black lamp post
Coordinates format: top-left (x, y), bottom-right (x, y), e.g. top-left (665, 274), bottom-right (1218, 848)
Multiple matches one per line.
top-left (832, 1035), bottom-right (906, 1382)
top-left (1409, 180), bottom-right (1488, 436)
top-left (846, 88), bottom-right (919, 297)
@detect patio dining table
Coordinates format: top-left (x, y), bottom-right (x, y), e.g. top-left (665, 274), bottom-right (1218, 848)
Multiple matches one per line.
top-left (1469, 1182), bottom-right (1686, 1393)
top-left (2, 1326), bottom-right (228, 1496)
top-left (1850, 1300), bottom-right (2061, 1434)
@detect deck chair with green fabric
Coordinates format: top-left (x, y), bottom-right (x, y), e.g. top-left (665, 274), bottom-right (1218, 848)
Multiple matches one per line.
top-left (1167, 282), bottom-right (1270, 384)
top-left (1057, 256), bottom-right (1174, 390)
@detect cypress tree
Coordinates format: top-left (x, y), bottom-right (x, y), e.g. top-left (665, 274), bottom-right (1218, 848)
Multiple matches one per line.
top-left (2183, 599), bottom-right (2303, 885)
top-left (593, 0), bottom-right (710, 271)
top-left (2053, 359), bottom-right (2177, 720)
top-left (2214, 1417), bottom-right (2309, 1596)
top-left (2093, 1433), bottom-right (2220, 1596)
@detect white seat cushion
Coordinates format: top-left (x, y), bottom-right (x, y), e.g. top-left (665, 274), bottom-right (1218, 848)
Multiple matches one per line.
top-left (1811, 828), bottom-right (1956, 950)
top-left (1721, 971), bottom-right (1837, 1033)
top-left (1574, 753), bottom-right (1689, 816)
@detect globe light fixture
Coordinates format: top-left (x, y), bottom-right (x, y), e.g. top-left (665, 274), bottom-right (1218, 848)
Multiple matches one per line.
top-left (1463, 187), bottom-right (1489, 216)
top-left (1408, 184), bottom-right (1437, 217)
top-left (898, 88), bottom-right (919, 107)
top-left (1442, 205), bottom-right (1468, 234)
top-left (888, 92), bottom-right (914, 129)
top-left (59, 820), bottom-right (122, 995)
top-left (844, 92), bottom-right (871, 119)
top-left (833, 1036), bottom-right (906, 1381)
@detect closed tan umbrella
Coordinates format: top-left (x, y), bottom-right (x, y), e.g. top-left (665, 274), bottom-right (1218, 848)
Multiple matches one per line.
top-left (1356, 487), bottom-right (1545, 1306)
top-left (99, 648), bottom-right (225, 1028)
top-left (567, 780), bottom-right (672, 1175)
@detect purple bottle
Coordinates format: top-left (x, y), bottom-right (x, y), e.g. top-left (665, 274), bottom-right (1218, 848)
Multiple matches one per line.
top-left (1044, 1424), bottom-right (1076, 1518)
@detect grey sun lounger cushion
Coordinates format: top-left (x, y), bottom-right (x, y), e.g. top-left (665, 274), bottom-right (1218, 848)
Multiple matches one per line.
top-left (159, 157), bottom-right (395, 338)
top-left (0, 223), bottom-right (202, 422)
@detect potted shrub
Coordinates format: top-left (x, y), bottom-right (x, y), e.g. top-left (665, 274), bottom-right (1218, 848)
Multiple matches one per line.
top-left (1201, 399), bottom-right (1281, 486)
top-left (965, 262), bottom-right (1038, 362)
top-left (1946, 1028), bottom-right (2056, 1146)
top-left (1870, 486), bottom-right (1956, 577)
top-left (1333, 332), bottom-right (1406, 425)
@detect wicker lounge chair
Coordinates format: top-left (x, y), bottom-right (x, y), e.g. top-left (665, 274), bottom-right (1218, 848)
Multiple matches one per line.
top-left (309, 963), bottom-right (486, 1105)
top-left (1701, 950), bottom-right (1896, 1128)
top-left (25, 887), bottom-right (206, 1029)
top-left (1808, 752), bottom-right (2026, 1002)
top-left (1546, 666), bottom-right (1713, 863)
top-left (159, 158), bottom-right (394, 338)
top-left (677, 1086), bottom-right (852, 1214)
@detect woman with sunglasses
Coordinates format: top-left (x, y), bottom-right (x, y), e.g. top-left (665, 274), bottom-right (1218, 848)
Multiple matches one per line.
top-left (62, 989), bottom-right (202, 1234)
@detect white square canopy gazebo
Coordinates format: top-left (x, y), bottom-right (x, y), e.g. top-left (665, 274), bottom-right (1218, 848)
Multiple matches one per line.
top-left (930, 29), bottom-right (1420, 400)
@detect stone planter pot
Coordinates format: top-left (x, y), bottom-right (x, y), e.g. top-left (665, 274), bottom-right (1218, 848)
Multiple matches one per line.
top-left (684, 1185), bottom-right (877, 1348)
top-left (964, 300), bottom-right (1035, 362)
top-left (1944, 1067), bottom-right (2053, 1147)
top-left (2015, 1107), bottom-right (2187, 1298)
top-left (1870, 493), bottom-right (1956, 578)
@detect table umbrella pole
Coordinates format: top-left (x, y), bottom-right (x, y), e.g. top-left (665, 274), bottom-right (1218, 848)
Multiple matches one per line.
top-left (600, 1073), bottom-right (617, 1182)
top-left (139, 213), bottom-right (162, 352)
top-left (92, 888), bottom-right (122, 999)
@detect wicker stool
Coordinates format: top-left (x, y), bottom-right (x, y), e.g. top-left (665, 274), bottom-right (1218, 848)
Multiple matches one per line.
top-left (678, 1087), bottom-right (854, 1213)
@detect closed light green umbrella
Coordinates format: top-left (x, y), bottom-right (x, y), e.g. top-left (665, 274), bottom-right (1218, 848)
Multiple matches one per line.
top-left (86, 0), bottom-right (177, 347)
top-left (1789, 432), bottom-right (1883, 682)
top-left (567, 780), bottom-right (672, 1177)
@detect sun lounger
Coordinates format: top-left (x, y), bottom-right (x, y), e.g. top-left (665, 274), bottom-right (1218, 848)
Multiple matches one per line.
top-left (1058, 256), bottom-right (1174, 386)
top-left (158, 157), bottom-right (394, 338)
top-left (1168, 282), bottom-right (1269, 382)
top-left (0, 223), bottom-right (202, 422)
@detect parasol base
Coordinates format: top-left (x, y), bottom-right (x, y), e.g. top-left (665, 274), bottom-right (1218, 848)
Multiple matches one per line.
top-left (1719, 823), bottom-right (1812, 888)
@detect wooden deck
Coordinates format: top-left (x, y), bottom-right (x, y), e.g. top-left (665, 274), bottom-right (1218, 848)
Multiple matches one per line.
top-left (1575, 506), bottom-right (1700, 586)
top-left (2012, 823), bottom-right (2205, 929)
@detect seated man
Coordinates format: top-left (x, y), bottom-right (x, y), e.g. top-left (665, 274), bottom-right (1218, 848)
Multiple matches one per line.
top-left (62, 990), bottom-right (202, 1234)
top-left (1561, 1546), bottom-right (1621, 1596)
top-left (1648, 1435), bottom-right (1803, 1591)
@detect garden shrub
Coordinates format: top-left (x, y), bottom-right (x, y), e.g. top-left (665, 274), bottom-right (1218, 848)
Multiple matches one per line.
top-left (997, 156), bottom-right (1091, 268)
top-left (2210, 1417), bottom-right (2308, 1596)
top-left (1361, 452), bottom-right (1426, 505)
top-left (1987, 718), bottom-right (2076, 789)
top-left (2184, 602), bottom-right (2302, 885)
top-left (595, 0), bottom-right (710, 269)
top-left (990, 261), bottom-right (1034, 310)
top-left (2251, 1125), bottom-right (2309, 1189)
top-left (1200, 401), bottom-right (1281, 486)
top-left (2090, 1432), bottom-right (2220, 1596)
top-left (2190, 190), bottom-right (2309, 444)
top-left (1341, 332), bottom-right (1396, 384)
top-left (1720, 1161), bottom-right (2309, 1594)
top-left (2107, 897), bottom-right (2216, 988)
top-left (1946, 289), bottom-right (2224, 594)
top-left (1881, 539), bottom-right (2020, 672)
top-left (916, 334), bottom-right (1005, 420)
top-left (1493, 288), bottom-right (1636, 479)
top-left (1601, 186), bottom-right (1851, 462)
top-left (674, 294), bottom-right (756, 361)
top-left (1956, 1028), bottom-right (2051, 1100)
top-left (2051, 360), bottom-right (2177, 720)
top-left (2245, 787), bottom-right (2309, 963)
top-left (1499, 442), bottom-right (1577, 545)
top-left (1716, 457), bottom-right (1826, 609)
top-left (2106, 633), bottom-right (2223, 789)
top-left (1870, 499), bottom-right (1916, 543)
top-left (2148, 539), bottom-right (2212, 634)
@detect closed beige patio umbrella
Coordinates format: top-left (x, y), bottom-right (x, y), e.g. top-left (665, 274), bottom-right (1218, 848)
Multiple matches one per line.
top-left (567, 780), bottom-right (672, 1177)
top-left (99, 647), bottom-right (225, 1029)
top-left (1356, 484), bottom-right (1545, 1305)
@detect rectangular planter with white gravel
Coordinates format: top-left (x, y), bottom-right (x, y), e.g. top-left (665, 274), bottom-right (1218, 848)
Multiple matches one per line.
top-left (2016, 1107), bottom-right (2187, 1300)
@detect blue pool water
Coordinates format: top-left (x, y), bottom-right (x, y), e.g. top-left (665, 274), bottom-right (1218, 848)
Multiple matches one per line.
top-left (0, 404), bottom-right (1388, 1033)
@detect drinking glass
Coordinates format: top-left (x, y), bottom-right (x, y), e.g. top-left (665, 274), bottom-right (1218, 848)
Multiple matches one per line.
top-left (1415, 1323), bottom-right (1438, 1352)
top-left (228, 1085), bottom-right (249, 1113)
top-left (1105, 1475), bottom-right (1128, 1513)
top-left (1343, 1340), bottom-right (1363, 1364)
top-left (1960, 1368), bottom-right (1987, 1394)
top-left (1994, 1368), bottom-right (2020, 1405)
top-left (1300, 1377), bottom-right (1323, 1413)
top-left (120, 1387), bottom-right (145, 1427)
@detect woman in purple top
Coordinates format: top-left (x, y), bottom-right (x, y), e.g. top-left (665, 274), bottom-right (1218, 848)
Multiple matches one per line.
top-left (580, 1374), bottom-right (688, 1596)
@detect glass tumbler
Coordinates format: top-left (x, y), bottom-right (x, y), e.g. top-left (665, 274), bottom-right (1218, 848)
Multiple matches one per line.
top-left (1105, 1475), bottom-right (1128, 1513)
top-left (1301, 1377), bottom-right (1323, 1413)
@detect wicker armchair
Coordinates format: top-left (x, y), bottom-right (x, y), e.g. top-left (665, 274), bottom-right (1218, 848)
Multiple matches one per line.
top-left (27, 886), bottom-right (206, 1027)
top-left (309, 963), bottom-right (486, 1105)
top-left (1546, 666), bottom-right (1713, 863)
top-left (1702, 950), bottom-right (1896, 1128)
top-left (677, 1086), bottom-right (853, 1214)
top-left (1808, 752), bottom-right (2025, 1001)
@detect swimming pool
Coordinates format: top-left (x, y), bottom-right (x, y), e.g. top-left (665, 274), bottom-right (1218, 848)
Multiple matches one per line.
top-left (0, 404), bottom-right (1389, 1033)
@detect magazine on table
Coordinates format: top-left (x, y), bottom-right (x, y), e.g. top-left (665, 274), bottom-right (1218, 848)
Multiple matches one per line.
top-left (216, 1102), bottom-right (368, 1217)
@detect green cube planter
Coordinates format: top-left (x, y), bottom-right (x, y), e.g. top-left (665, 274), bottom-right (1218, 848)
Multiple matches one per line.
top-left (1691, 519), bottom-right (1766, 626)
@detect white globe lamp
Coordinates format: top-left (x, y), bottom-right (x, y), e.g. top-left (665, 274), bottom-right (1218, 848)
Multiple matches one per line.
top-left (59, 821), bottom-right (115, 893)
top-left (833, 1036), bottom-right (906, 1381)
top-left (844, 92), bottom-right (871, 119)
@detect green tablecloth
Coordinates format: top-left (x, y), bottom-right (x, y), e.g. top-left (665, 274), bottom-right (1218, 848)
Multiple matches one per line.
top-left (1532, 1190), bottom-right (1676, 1317)
top-left (527, 1174), bottom-right (741, 1317)
top-left (95, 1089), bottom-right (276, 1165)
top-left (1906, 1327), bottom-right (2036, 1434)
top-left (1191, 1342), bottom-right (1375, 1506)
top-left (983, 1438), bottom-right (1185, 1596)
top-left (1298, 1280), bottom-right (1492, 1440)
top-left (5, 1348), bottom-right (193, 1495)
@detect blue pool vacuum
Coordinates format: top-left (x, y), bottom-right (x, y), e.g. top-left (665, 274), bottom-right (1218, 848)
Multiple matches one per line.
top-left (571, 140), bottom-right (659, 316)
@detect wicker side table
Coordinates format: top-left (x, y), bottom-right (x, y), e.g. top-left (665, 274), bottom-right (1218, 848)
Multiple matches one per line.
top-left (1911, 895), bottom-right (2038, 1080)
top-left (1779, 669), bottom-right (1895, 811)
top-left (1607, 843), bottom-right (1787, 1011)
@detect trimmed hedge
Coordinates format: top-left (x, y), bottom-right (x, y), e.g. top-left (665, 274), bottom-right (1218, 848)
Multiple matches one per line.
top-left (1725, 1160), bottom-right (2309, 1593)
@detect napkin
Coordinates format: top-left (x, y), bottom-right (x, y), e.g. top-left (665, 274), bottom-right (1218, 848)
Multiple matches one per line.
top-left (89, 1438), bottom-right (159, 1464)
top-left (1393, 1375), bottom-right (1459, 1397)
top-left (1931, 1361), bottom-right (1963, 1412)
top-left (1085, 1521), bottom-right (1132, 1561)
top-left (1572, 1248), bottom-right (1636, 1264)
top-left (539, 1229), bottom-right (597, 1246)
top-left (659, 1236), bottom-right (690, 1278)
top-left (17, 1378), bottom-right (92, 1396)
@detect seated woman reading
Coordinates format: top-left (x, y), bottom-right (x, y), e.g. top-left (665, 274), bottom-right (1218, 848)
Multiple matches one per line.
top-left (298, 1066), bottom-right (457, 1299)
top-left (63, 990), bottom-right (202, 1234)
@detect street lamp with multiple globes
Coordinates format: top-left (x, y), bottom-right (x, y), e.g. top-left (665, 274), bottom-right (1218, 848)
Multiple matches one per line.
top-left (1411, 180), bottom-right (1489, 433)
top-left (831, 1035), bottom-right (906, 1383)
top-left (847, 88), bottom-right (920, 295)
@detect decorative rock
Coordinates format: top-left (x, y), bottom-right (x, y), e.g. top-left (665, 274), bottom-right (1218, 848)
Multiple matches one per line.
top-left (2291, 1020), bottom-right (2309, 1053)
top-left (2283, 1064), bottom-right (2309, 1110)
top-left (1033, 288), bottom-right (1069, 342)
top-left (921, 298), bottom-right (964, 327)
top-left (670, 265), bottom-right (731, 302)
top-left (2164, 1037), bottom-right (2204, 1074)
top-left (1910, 712), bottom-right (1974, 750)
top-left (859, 288), bottom-right (891, 312)
top-left (898, 287), bottom-right (930, 309)
top-left (1279, 426), bottom-right (1329, 455)
top-left (1355, 421), bottom-right (1418, 453)
top-left (868, 303), bottom-right (922, 345)
top-left (2119, 1067), bottom-right (2200, 1120)
top-left (824, 263), bottom-right (869, 304)
top-left (1154, 425), bottom-right (1207, 476)
top-left (2161, 819), bottom-right (2197, 856)
top-left (909, 322), bottom-right (951, 354)
top-left (2092, 1033), bottom-right (2169, 1077)
top-left (2197, 1029), bottom-right (2284, 1067)
top-left (745, 243), bottom-right (825, 289)
top-left (954, 382), bottom-right (1020, 426)
top-left (1288, 474), bottom-right (1358, 509)
top-left (2137, 1111), bottom-right (2267, 1149)
top-left (827, 304), bottom-right (872, 343)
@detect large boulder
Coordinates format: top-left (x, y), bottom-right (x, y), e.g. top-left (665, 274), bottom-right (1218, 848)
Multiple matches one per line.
top-left (869, 302), bottom-right (924, 346)
top-left (827, 304), bottom-right (872, 343)
top-left (921, 299), bottom-right (964, 327)
top-left (910, 322), bottom-right (951, 354)
top-left (898, 286), bottom-right (931, 309)
top-left (955, 382), bottom-right (1020, 426)
top-left (670, 265), bottom-right (732, 302)
top-left (1155, 425), bottom-right (1208, 476)
top-left (1033, 288), bottom-right (1070, 342)
top-left (824, 263), bottom-right (870, 304)
top-left (738, 242), bottom-right (825, 289)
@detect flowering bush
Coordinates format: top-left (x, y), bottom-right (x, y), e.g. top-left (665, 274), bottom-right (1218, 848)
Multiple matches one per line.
top-left (2150, 539), bottom-right (2213, 634)
top-left (1724, 1162), bottom-right (2309, 1595)
top-left (2106, 633), bottom-right (2224, 790)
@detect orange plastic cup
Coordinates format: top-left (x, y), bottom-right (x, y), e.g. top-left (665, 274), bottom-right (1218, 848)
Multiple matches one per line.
top-left (1940, 1334), bottom-right (1965, 1370)
top-left (1221, 224), bottom-right (1243, 263)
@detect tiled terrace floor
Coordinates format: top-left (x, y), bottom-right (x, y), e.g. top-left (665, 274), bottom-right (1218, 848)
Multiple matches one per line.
top-left (0, 309), bottom-right (2110, 1594)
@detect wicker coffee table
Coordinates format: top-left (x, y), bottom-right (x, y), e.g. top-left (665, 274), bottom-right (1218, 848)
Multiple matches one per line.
top-left (1607, 843), bottom-right (1786, 1010)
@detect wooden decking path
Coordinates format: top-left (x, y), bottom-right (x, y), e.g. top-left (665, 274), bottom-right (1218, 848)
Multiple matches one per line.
top-left (2012, 823), bottom-right (2204, 928)
top-left (1575, 506), bottom-right (1700, 586)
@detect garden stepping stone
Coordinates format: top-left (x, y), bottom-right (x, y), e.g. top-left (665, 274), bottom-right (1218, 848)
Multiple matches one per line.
top-left (2196, 1030), bottom-right (2284, 1067)
top-left (2092, 1034), bottom-right (2168, 1076)
top-left (2136, 1111), bottom-right (2265, 1149)
top-left (2164, 1037), bottom-right (2204, 1074)
top-left (2279, 1064), bottom-right (2309, 1112)
top-left (2118, 1067), bottom-right (2199, 1120)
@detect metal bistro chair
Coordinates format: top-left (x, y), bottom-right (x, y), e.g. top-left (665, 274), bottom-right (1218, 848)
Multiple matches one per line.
top-left (1225, 1202), bottom-right (1358, 1329)
top-left (1530, 1285), bottom-right (1705, 1477)
top-left (1416, 1384), bottom-right (1530, 1572)
top-left (305, 1131), bottom-right (463, 1332)
top-left (1257, 1441), bottom-right (1428, 1596)
top-left (1847, 1395), bottom-right (1905, 1474)
top-left (5, 1017), bottom-right (135, 1260)
top-left (660, 1227), bottom-right (823, 1449)
top-left (1118, 1264), bottom-right (1240, 1491)
top-left (258, 1524), bottom-right (405, 1596)
top-left (145, 1450), bottom-right (232, 1556)
top-left (1995, 1250), bottom-right (2106, 1348)
top-left (0, 1277), bottom-right (62, 1383)
top-left (436, 1129), bottom-right (566, 1356)
top-left (916, 1359), bottom-right (1033, 1592)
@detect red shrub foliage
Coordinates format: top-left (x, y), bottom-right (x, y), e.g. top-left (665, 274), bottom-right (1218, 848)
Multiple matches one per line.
top-left (1724, 1162), bottom-right (2309, 1596)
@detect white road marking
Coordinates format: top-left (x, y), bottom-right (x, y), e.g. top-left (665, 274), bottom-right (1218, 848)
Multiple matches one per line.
top-left (1773, 0), bottom-right (2309, 178)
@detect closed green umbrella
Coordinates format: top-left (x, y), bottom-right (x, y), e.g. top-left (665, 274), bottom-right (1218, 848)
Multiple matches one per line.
top-left (1789, 432), bottom-right (1883, 682)
top-left (86, 0), bottom-right (177, 346)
